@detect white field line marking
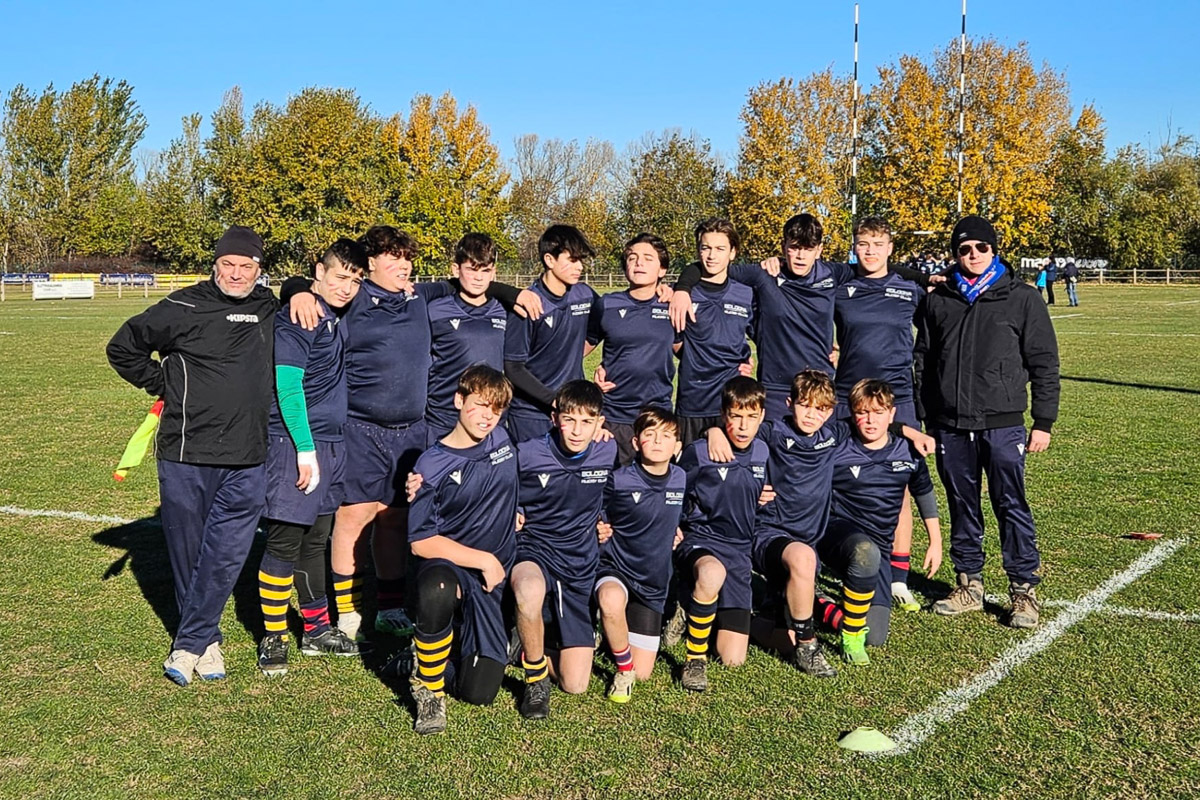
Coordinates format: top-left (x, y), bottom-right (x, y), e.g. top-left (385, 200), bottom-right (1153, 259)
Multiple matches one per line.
top-left (1165, 299), bottom-right (1200, 306)
top-left (0, 505), bottom-right (136, 526)
top-left (881, 537), bottom-right (1187, 757)
top-left (1049, 313), bottom-right (1084, 320)
top-left (984, 594), bottom-right (1200, 623)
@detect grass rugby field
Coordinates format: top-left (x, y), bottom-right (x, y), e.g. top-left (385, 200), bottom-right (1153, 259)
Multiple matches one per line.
top-left (1, 284), bottom-right (1198, 799)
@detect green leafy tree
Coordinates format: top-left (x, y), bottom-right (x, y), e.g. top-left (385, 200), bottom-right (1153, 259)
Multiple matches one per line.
top-left (615, 130), bottom-right (726, 266)
top-left (143, 114), bottom-right (223, 270)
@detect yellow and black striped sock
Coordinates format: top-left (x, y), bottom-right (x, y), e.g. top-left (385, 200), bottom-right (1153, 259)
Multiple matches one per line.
top-left (842, 586), bottom-right (875, 634)
top-left (414, 625), bottom-right (453, 697)
top-left (685, 595), bottom-right (719, 661)
top-left (331, 571), bottom-right (363, 617)
top-left (259, 553), bottom-right (294, 641)
top-left (522, 652), bottom-right (549, 683)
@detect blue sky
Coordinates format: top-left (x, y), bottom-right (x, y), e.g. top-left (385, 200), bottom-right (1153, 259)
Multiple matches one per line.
top-left (2, 0), bottom-right (1196, 165)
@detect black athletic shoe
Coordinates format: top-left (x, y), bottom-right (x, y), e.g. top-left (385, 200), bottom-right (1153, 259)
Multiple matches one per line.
top-left (258, 634), bottom-right (289, 677)
top-left (300, 628), bottom-right (360, 657)
top-left (412, 685), bottom-right (447, 736)
top-left (519, 677), bottom-right (551, 720)
top-left (791, 639), bottom-right (837, 678)
top-left (681, 658), bottom-right (707, 692)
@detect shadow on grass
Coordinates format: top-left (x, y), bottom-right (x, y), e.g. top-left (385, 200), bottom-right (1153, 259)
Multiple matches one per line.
top-left (1063, 374), bottom-right (1200, 395)
top-left (92, 510), bottom-right (177, 637)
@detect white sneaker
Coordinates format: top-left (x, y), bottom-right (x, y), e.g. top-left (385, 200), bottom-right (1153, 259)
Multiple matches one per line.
top-left (375, 608), bottom-right (415, 637)
top-left (337, 610), bottom-right (364, 642)
top-left (163, 649), bottom-right (201, 686)
top-left (195, 642), bottom-right (226, 680)
top-left (892, 582), bottom-right (921, 613)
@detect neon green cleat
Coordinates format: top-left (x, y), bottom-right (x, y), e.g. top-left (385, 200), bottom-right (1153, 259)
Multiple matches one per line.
top-left (841, 628), bottom-right (870, 666)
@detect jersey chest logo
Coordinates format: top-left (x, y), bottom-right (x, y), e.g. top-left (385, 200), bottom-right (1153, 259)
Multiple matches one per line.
top-left (1017, 443), bottom-right (1026, 456)
top-left (544, 315), bottom-right (555, 329)
top-left (450, 319), bottom-right (461, 330)
top-left (846, 287), bottom-right (857, 298)
top-left (372, 297), bottom-right (380, 305)
top-left (631, 491), bottom-right (641, 503)
top-left (618, 309), bottom-right (627, 318)
top-left (785, 438), bottom-right (795, 449)
top-left (717, 467), bottom-right (729, 481)
top-left (537, 473), bottom-right (550, 487)
top-left (691, 302), bottom-right (699, 316)
top-left (850, 465), bottom-right (862, 479)
top-left (450, 470), bottom-right (462, 485)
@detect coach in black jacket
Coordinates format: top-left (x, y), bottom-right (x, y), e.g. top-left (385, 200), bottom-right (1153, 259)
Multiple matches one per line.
top-left (914, 215), bottom-right (1060, 629)
top-left (108, 226), bottom-right (318, 685)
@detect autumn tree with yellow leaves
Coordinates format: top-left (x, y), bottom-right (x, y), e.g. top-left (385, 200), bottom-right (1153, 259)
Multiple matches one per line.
top-left (728, 69), bottom-right (855, 260)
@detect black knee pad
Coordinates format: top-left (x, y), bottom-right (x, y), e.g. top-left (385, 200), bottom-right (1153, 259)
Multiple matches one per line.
top-left (845, 537), bottom-right (882, 584)
top-left (456, 655), bottom-right (505, 706)
top-left (298, 514), bottom-right (333, 562)
top-left (264, 521), bottom-right (306, 563)
top-left (415, 564), bottom-right (460, 633)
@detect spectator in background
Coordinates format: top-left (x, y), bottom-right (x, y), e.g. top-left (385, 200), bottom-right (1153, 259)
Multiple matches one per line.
top-left (1043, 257), bottom-right (1058, 305)
top-left (1035, 265), bottom-right (1047, 299)
top-left (1063, 260), bottom-right (1080, 307)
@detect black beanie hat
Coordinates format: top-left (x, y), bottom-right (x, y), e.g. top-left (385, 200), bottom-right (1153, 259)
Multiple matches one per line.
top-left (950, 215), bottom-right (997, 253)
top-left (214, 225), bottom-right (264, 263)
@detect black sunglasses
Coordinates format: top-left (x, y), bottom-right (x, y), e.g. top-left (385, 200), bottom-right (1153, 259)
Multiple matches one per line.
top-left (957, 242), bottom-right (992, 257)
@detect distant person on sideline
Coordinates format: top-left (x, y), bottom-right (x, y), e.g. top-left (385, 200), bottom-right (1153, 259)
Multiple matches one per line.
top-left (1063, 260), bottom-right (1080, 306)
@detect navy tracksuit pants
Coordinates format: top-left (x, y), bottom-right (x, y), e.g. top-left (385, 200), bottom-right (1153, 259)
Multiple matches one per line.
top-left (933, 426), bottom-right (1041, 586)
top-left (157, 459), bottom-right (267, 654)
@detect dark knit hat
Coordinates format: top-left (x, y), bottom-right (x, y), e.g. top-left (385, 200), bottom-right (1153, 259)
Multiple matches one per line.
top-left (950, 215), bottom-right (997, 253)
top-left (214, 225), bottom-right (264, 263)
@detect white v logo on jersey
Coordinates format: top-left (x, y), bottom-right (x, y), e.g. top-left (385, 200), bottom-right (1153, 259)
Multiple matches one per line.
top-left (538, 473), bottom-right (550, 487)
top-left (450, 319), bottom-right (461, 330)
top-left (717, 467), bottom-right (729, 481)
top-left (691, 302), bottom-right (699, 316)
top-left (786, 438), bottom-right (795, 449)
top-left (618, 308), bottom-right (627, 318)
top-left (850, 465), bottom-right (861, 479)
top-left (777, 275), bottom-right (786, 286)
top-left (544, 316), bottom-right (555, 328)
top-left (372, 297), bottom-right (379, 305)
top-left (847, 286), bottom-right (857, 298)
top-left (450, 470), bottom-right (462, 485)
top-left (631, 491), bottom-right (642, 504)
top-left (1017, 443), bottom-right (1026, 456)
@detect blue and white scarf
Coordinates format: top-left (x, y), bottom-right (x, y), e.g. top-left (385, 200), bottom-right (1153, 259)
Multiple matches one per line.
top-left (954, 256), bottom-right (1004, 304)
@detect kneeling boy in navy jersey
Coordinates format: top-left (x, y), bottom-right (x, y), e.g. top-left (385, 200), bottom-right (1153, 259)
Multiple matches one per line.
top-left (673, 377), bottom-right (770, 692)
top-left (821, 379), bottom-right (942, 666)
top-left (511, 381), bottom-right (617, 719)
top-left (595, 407), bottom-right (686, 702)
top-left (406, 365), bottom-right (520, 735)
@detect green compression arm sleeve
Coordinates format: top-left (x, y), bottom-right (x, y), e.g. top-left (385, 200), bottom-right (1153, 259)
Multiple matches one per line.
top-left (275, 365), bottom-right (314, 453)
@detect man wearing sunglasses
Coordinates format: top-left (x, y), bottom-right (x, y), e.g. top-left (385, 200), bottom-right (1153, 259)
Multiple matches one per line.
top-left (913, 215), bottom-right (1060, 629)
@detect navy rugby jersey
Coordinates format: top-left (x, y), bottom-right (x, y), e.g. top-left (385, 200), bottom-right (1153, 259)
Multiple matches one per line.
top-left (753, 417), bottom-right (855, 543)
top-left (599, 462), bottom-right (687, 611)
top-left (425, 294), bottom-right (508, 433)
top-left (408, 428), bottom-right (519, 570)
top-left (343, 279), bottom-right (454, 426)
top-left (828, 434), bottom-right (934, 549)
top-left (516, 434), bottom-right (617, 579)
top-left (833, 271), bottom-right (922, 403)
top-left (678, 437), bottom-right (769, 548)
top-left (675, 279), bottom-right (754, 417)
top-left (728, 260), bottom-right (855, 392)
top-left (589, 290), bottom-right (675, 424)
top-left (269, 296), bottom-right (348, 442)
top-left (505, 279), bottom-right (600, 418)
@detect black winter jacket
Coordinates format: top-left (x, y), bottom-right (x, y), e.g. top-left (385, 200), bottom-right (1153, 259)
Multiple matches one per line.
top-left (913, 266), bottom-right (1060, 432)
top-left (107, 278), bottom-right (278, 465)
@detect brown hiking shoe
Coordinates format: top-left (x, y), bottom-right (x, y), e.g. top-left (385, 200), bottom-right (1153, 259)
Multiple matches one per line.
top-left (1008, 584), bottom-right (1041, 629)
top-left (933, 573), bottom-right (984, 616)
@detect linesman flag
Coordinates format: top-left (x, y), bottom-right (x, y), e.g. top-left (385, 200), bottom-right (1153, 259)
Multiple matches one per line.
top-left (114, 399), bottom-right (164, 481)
